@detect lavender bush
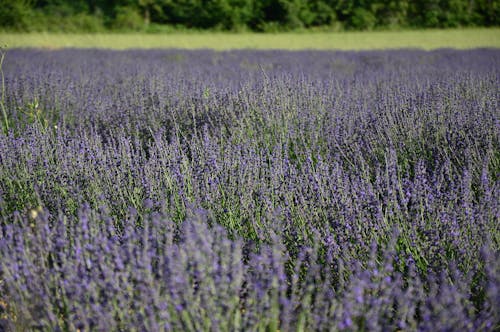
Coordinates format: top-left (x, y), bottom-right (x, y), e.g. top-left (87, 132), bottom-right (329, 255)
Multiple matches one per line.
top-left (0, 48), bottom-right (499, 331)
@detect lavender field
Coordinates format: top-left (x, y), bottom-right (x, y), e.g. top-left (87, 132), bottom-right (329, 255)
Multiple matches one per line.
top-left (0, 48), bottom-right (499, 331)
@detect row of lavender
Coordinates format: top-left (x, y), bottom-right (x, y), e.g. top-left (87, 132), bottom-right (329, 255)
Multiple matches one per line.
top-left (0, 49), bottom-right (499, 331)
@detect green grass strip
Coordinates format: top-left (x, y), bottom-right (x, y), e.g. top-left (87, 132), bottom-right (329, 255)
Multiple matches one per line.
top-left (1, 28), bottom-right (499, 50)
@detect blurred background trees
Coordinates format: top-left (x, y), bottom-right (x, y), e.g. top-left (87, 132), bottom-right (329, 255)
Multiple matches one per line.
top-left (0, 0), bottom-right (498, 32)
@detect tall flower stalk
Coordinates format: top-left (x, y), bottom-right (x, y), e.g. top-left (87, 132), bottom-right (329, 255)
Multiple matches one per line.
top-left (0, 46), bottom-right (9, 133)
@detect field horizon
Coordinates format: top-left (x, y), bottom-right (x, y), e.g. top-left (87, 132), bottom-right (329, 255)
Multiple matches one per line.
top-left (1, 28), bottom-right (499, 50)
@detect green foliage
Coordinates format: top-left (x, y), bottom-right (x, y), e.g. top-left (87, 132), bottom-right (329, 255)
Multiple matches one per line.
top-left (350, 8), bottom-right (377, 30)
top-left (112, 6), bottom-right (145, 31)
top-left (28, 11), bottom-right (105, 32)
top-left (0, 0), bottom-right (33, 31)
top-left (0, 0), bottom-right (498, 32)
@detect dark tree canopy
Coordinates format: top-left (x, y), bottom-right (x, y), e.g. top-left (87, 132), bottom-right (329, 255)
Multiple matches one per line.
top-left (0, 0), bottom-right (499, 31)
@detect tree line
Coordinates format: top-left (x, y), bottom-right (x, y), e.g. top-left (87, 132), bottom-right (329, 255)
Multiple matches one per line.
top-left (1, 0), bottom-right (499, 32)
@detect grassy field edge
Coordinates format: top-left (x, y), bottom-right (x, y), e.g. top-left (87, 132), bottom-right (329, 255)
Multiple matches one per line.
top-left (1, 28), bottom-right (499, 50)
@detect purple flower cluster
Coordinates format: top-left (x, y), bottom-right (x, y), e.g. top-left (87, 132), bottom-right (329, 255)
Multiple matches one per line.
top-left (0, 49), bottom-right (499, 331)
